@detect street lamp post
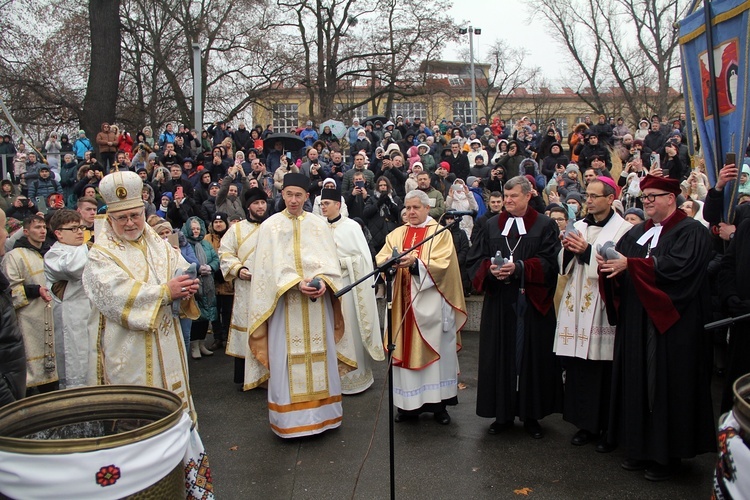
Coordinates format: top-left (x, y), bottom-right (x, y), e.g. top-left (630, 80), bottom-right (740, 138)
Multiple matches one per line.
top-left (458, 26), bottom-right (481, 126)
top-left (192, 43), bottom-right (202, 134)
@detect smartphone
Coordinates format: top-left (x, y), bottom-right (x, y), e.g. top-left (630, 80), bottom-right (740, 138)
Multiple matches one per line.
top-left (167, 233), bottom-right (179, 248)
top-left (355, 180), bottom-right (365, 188)
top-left (285, 152), bottom-right (292, 160)
top-left (726, 152), bottom-right (737, 166)
top-left (650, 153), bottom-right (660, 167)
top-left (35, 196), bottom-right (48, 214)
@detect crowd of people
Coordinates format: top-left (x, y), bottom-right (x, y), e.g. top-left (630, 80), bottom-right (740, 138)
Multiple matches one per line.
top-left (0, 110), bottom-right (748, 491)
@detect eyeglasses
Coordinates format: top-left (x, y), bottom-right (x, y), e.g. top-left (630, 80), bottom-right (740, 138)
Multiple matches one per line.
top-left (58, 226), bottom-right (86, 232)
top-left (109, 210), bottom-right (144, 224)
top-left (639, 192), bottom-right (672, 203)
top-left (584, 193), bottom-right (608, 200)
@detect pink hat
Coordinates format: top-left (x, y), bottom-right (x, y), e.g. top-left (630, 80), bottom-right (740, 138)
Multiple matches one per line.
top-left (596, 176), bottom-right (618, 191)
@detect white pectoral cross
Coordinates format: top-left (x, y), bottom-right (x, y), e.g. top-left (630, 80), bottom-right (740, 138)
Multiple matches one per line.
top-left (501, 217), bottom-right (527, 237)
top-left (636, 224), bottom-right (663, 249)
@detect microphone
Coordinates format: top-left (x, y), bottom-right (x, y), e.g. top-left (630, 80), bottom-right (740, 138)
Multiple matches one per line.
top-left (445, 210), bottom-right (474, 217)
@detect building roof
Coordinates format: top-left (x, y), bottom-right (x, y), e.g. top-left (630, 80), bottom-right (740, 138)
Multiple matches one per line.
top-left (419, 60), bottom-right (491, 78)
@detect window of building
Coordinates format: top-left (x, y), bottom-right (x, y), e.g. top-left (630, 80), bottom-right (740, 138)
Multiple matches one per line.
top-left (392, 102), bottom-right (427, 121)
top-left (452, 100), bottom-right (475, 124)
top-left (271, 104), bottom-right (299, 133)
top-left (335, 103), bottom-right (370, 121)
top-left (448, 76), bottom-right (465, 87)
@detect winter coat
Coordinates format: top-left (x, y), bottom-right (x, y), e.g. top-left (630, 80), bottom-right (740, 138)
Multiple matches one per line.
top-left (496, 152), bottom-right (524, 179)
top-left (59, 135), bottom-right (73, 154)
top-left (541, 145), bottom-right (569, 181)
top-left (96, 125), bottom-right (117, 154)
top-left (590, 122), bottom-right (614, 145)
top-left (233, 127), bottom-right (253, 154)
top-left (142, 183), bottom-right (157, 217)
top-left (445, 152), bottom-right (470, 181)
top-left (643, 130), bottom-right (666, 154)
top-left (73, 137), bottom-right (93, 160)
top-left (0, 184), bottom-right (15, 213)
top-left (118, 133), bottom-right (134, 156)
top-left (44, 139), bottom-right (61, 171)
top-left (166, 196), bottom-right (199, 230)
top-left (60, 160), bottom-right (80, 208)
top-left (28, 176), bottom-right (62, 201)
top-left (181, 217), bottom-right (219, 322)
top-left (363, 191), bottom-right (402, 250)
top-left (23, 161), bottom-right (44, 185)
top-left (299, 128), bottom-right (319, 148)
top-left (215, 174), bottom-right (250, 221)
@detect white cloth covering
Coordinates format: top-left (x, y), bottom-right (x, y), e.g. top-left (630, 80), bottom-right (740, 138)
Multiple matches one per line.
top-left (714, 410), bottom-right (750, 500)
top-left (0, 412), bottom-right (213, 500)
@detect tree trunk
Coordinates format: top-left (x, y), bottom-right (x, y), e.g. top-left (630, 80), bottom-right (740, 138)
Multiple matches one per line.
top-left (81, 0), bottom-right (121, 155)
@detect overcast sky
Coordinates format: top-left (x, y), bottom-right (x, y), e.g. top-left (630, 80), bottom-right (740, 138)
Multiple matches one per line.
top-left (446, 0), bottom-right (566, 83)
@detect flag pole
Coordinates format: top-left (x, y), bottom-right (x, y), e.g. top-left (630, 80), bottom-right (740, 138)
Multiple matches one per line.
top-left (702, 0), bottom-right (730, 220)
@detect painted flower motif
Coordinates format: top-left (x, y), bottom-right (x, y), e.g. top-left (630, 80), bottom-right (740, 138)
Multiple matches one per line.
top-left (96, 464), bottom-right (121, 487)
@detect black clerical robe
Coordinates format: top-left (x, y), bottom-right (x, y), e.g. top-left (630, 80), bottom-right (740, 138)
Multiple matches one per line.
top-left (468, 209), bottom-right (563, 422)
top-left (718, 217), bottom-right (750, 413)
top-left (601, 208), bottom-right (716, 465)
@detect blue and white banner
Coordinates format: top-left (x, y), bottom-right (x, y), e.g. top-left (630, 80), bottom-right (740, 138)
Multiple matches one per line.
top-left (679, 0), bottom-right (750, 216)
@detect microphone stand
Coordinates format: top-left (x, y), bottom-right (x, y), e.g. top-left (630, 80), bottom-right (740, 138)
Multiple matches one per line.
top-left (335, 219), bottom-right (457, 500)
top-left (705, 312), bottom-right (750, 330)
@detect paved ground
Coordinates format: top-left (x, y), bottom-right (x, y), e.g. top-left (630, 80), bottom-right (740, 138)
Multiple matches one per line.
top-left (191, 332), bottom-right (719, 499)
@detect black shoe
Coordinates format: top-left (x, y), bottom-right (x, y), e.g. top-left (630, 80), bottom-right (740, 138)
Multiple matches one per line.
top-left (524, 419), bottom-right (544, 439)
top-left (395, 412), bottom-right (417, 423)
top-left (644, 461), bottom-right (678, 481)
top-left (571, 429), bottom-right (595, 446)
top-left (488, 420), bottom-right (513, 435)
top-left (434, 411), bottom-right (451, 425)
top-left (595, 442), bottom-right (616, 453)
top-left (595, 435), bottom-right (617, 453)
top-left (208, 339), bottom-right (225, 351)
top-left (621, 458), bottom-right (649, 471)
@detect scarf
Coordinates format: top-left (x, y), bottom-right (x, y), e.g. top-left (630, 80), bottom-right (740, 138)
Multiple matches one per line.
top-left (192, 240), bottom-right (215, 305)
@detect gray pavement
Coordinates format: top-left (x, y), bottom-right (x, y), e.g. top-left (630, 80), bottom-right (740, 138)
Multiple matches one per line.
top-left (191, 332), bottom-right (718, 499)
